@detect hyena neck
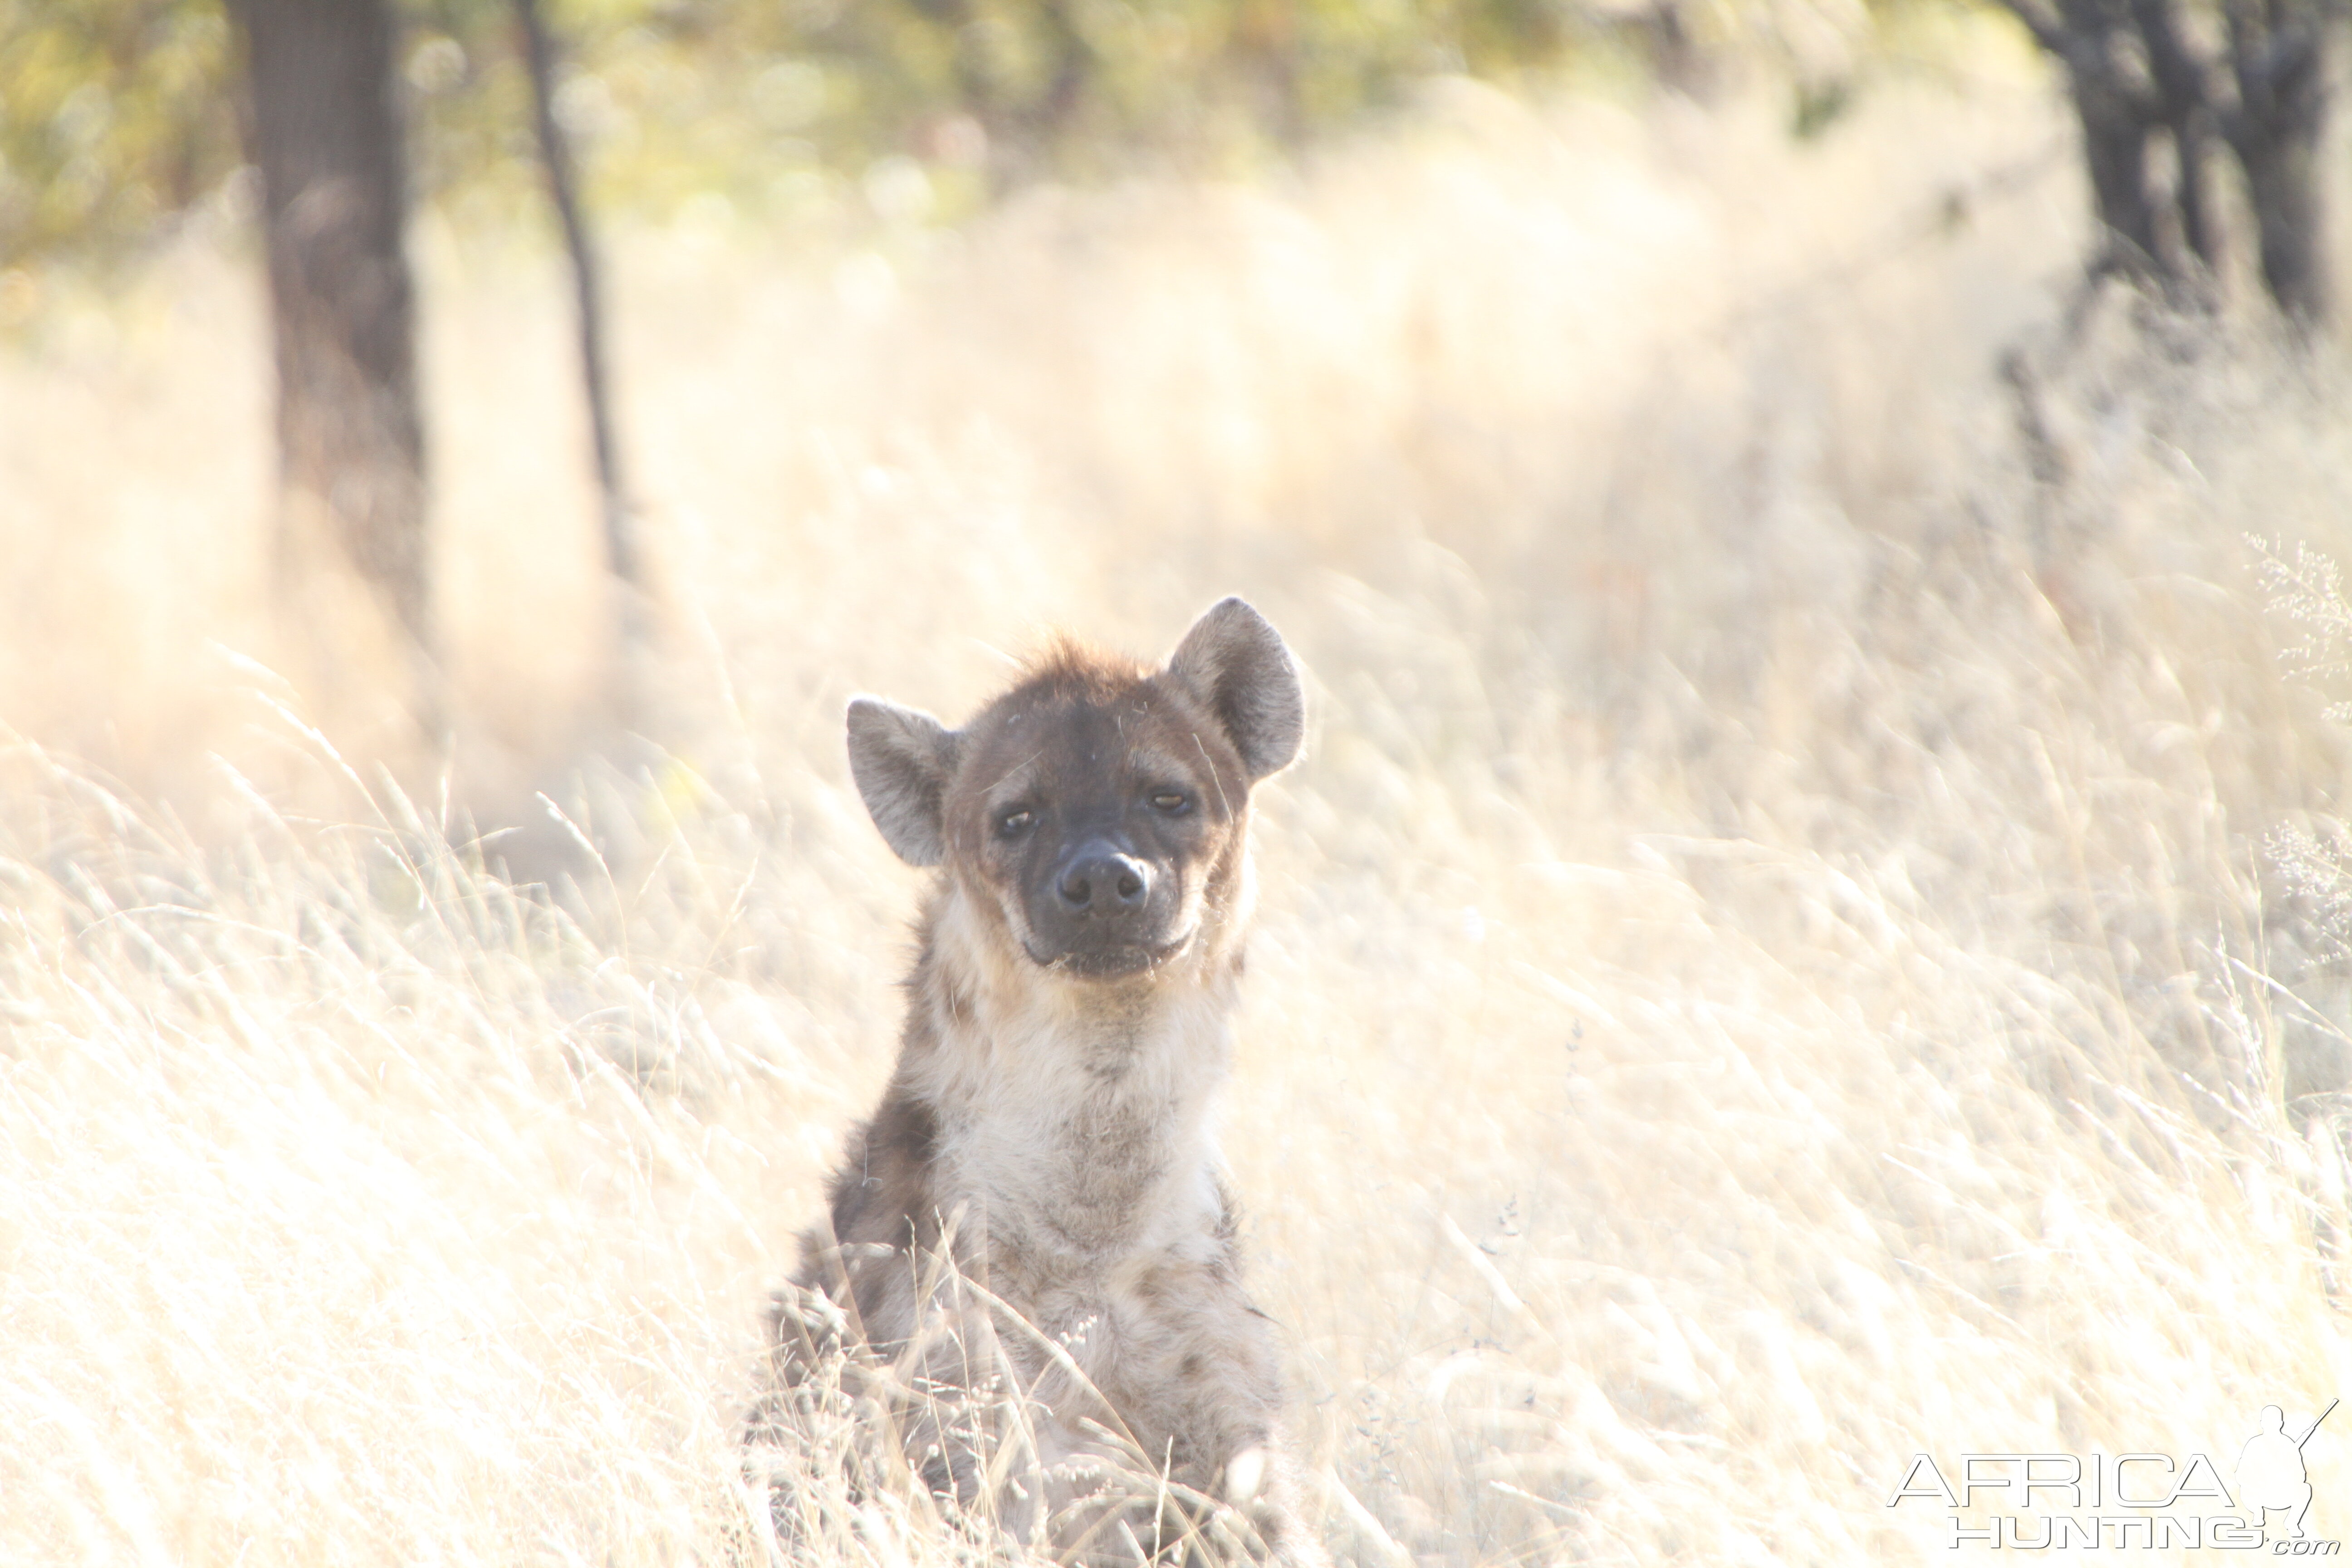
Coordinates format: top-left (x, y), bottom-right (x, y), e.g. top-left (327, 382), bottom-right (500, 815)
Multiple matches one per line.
top-left (900, 884), bottom-right (1241, 1263)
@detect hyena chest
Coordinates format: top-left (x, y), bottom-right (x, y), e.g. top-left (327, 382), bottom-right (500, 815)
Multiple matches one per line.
top-left (938, 1102), bottom-right (1236, 1446)
top-left (945, 1086), bottom-right (1221, 1265)
top-left (930, 1005), bottom-right (1227, 1262)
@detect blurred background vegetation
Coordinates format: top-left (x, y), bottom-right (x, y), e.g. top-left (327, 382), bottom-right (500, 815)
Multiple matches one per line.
top-left (1, 0), bottom-right (1883, 280)
top-left (9, 2), bottom-right (2352, 1562)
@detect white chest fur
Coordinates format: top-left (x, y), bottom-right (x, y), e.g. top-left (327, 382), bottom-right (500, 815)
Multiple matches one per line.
top-left (936, 1000), bottom-right (1230, 1265)
top-left (916, 895), bottom-right (1238, 1281)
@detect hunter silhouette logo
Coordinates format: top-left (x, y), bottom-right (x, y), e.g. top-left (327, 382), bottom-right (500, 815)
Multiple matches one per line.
top-left (2240, 1401), bottom-right (2336, 1543)
top-left (1885, 1400), bottom-right (2340, 1552)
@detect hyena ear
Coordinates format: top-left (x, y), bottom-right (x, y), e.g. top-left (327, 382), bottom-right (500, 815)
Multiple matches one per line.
top-left (846, 697), bottom-right (963, 867)
top-left (1166, 597), bottom-right (1304, 782)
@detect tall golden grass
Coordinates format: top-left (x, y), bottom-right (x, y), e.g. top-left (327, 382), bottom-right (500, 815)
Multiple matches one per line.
top-left (2, 36), bottom-right (2348, 1564)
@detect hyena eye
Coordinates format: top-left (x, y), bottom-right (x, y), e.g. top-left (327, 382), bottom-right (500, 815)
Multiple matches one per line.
top-left (1149, 791), bottom-right (1191, 815)
top-left (995, 808), bottom-right (1036, 839)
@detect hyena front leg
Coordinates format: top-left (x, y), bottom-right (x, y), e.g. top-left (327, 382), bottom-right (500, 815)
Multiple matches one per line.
top-left (1222, 1441), bottom-right (1329, 1568)
top-left (1137, 1295), bottom-right (1330, 1568)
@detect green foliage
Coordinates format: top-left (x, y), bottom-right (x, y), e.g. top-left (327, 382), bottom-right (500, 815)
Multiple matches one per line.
top-left (0, 0), bottom-right (1602, 266)
top-left (0, 0), bottom-right (241, 267)
top-left (405, 0), bottom-right (1602, 216)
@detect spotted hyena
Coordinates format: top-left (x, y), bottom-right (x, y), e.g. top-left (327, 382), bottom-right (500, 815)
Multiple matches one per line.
top-left (754, 598), bottom-right (1326, 1567)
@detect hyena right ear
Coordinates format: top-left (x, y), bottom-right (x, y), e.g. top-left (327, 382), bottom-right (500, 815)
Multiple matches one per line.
top-left (845, 697), bottom-right (963, 867)
top-left (1167, 597), bottom-right (1305, 783)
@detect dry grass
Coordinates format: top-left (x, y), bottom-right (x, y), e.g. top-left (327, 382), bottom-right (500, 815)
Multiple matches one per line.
top-left (3, 37), bottom-right (2351, 1565)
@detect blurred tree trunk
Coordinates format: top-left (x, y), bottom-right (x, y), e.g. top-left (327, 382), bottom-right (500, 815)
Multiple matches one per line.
top-left (1999, 0), bottom-right (2337, 328)
top-left (2225, 0), bottom-right (2332, 325)
top-left (2132, 0), bottom-right (2224, 269)
top-left (225, 0), bottom-right (431, 657)
top-left (514, 0), bottom-right (642, 632)
top-left (1999, 0), bottom-right (2177, 287)
top-left (514, 0), bottom-right (650, 728)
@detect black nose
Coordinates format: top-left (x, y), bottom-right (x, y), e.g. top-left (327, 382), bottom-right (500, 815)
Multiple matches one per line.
top-left (1056, 850), bottom-right (1151, 914)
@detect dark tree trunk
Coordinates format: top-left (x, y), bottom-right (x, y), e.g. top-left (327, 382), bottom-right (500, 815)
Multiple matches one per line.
top-left (2065, 51), bottom-right (2165, 276)
top-left (1999, 0), bottom-right (2173, 285)
top-left (2132, 0), bottom-right (2223, 271)
top-left (2242, 131), bottom-right (2328, 322)
top-left (514, 0), bottom-right (639, 601)
top-left (2171, 114), bottom-right (2225, 270)
top-left (226, 0), bottom-right (430, 650)
top-left (2226, 0), bottom-right (2332, 325)
top-left (2003, 0), bottom-right (2337, 328)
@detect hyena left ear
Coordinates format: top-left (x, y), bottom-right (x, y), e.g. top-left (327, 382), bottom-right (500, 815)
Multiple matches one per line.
top-left (1167, 597), bottom-right (1304, 782)
top-left (846, 697), bottom-right (963, 867)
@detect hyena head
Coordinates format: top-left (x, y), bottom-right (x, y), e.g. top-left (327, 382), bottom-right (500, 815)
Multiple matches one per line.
top-left (845, 598), bottom-right (1303, 981)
